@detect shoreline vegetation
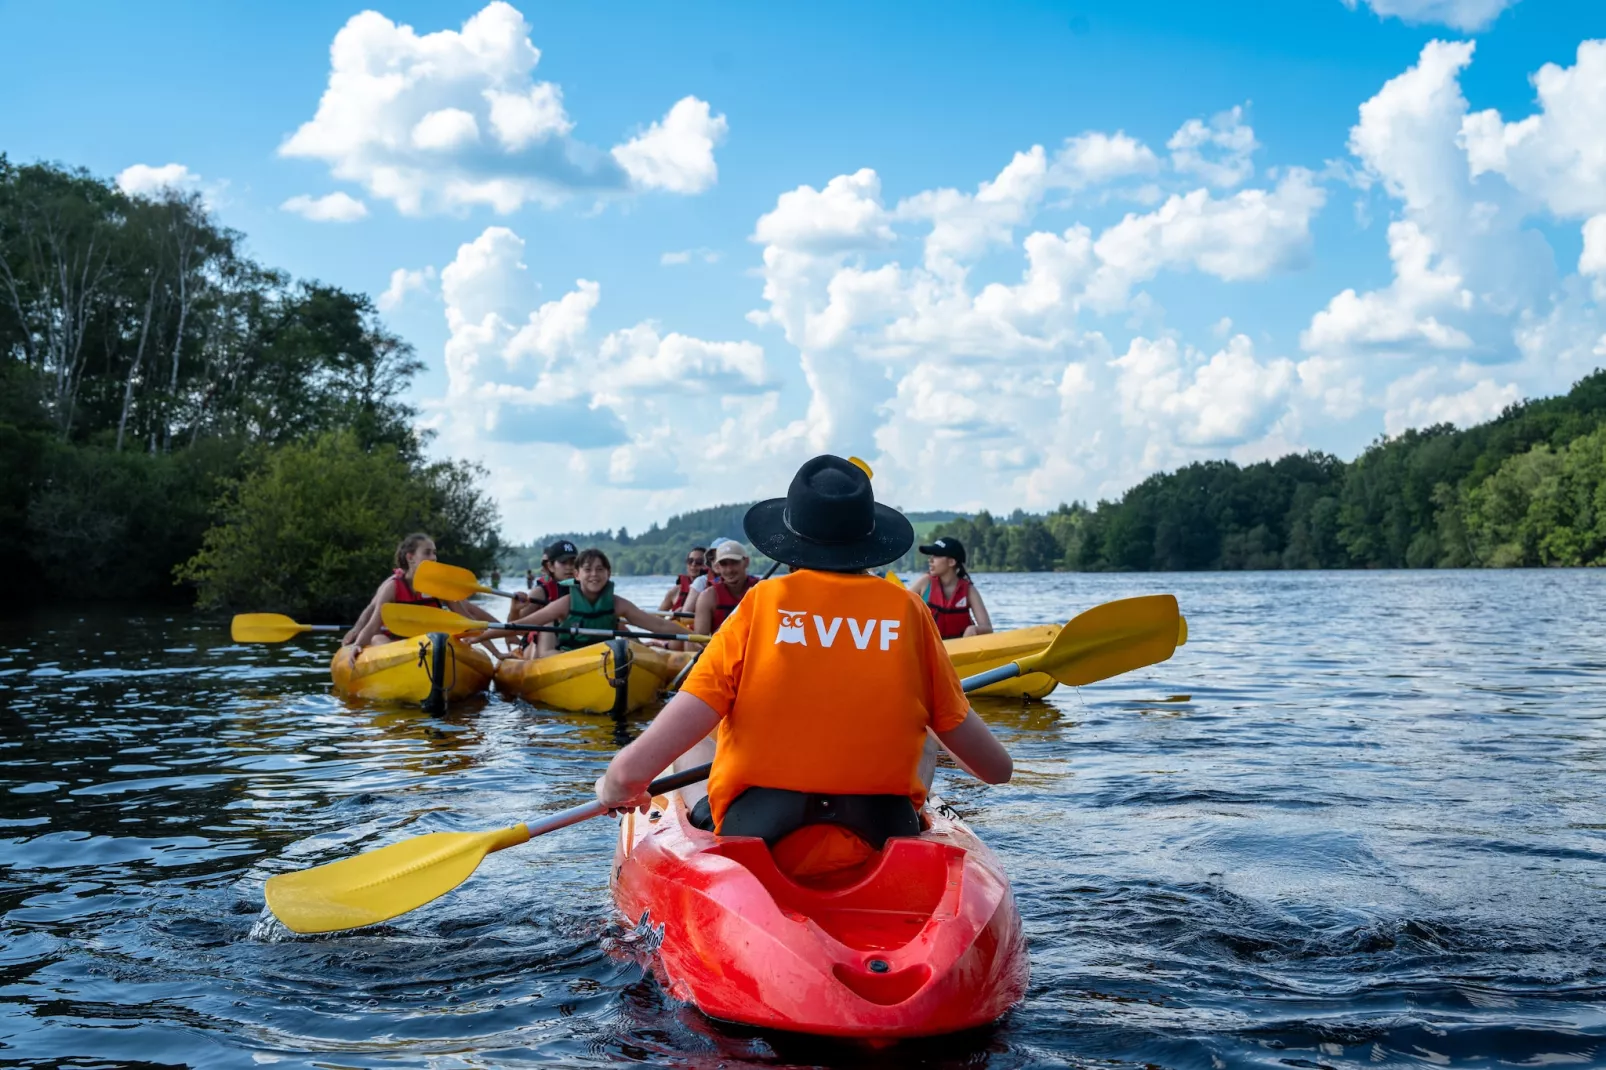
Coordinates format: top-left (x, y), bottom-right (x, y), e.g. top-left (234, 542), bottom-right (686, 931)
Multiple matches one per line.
top-left (1, 157), bottom-right (499, 618)
top-left (7, 159), bottom-right (1606, 619)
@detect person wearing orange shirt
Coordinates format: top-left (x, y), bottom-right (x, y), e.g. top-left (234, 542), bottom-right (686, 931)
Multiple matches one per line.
top-left (594, 455), bottom-right (1012, 878)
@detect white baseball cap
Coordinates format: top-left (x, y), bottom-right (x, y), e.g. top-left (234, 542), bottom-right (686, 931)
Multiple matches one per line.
top-left (711, 539), bottom-right (748, 563)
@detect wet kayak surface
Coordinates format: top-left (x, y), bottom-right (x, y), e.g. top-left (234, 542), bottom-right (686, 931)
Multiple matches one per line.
top-left (2, 570), bottom-right (1603, 1069)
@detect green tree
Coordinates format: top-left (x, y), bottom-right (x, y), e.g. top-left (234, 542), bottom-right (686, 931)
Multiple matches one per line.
top-left (177, 432), bottom-right (501, 618)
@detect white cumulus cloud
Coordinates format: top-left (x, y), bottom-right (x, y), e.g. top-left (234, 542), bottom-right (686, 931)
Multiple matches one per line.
top-left (281, 192), bottom-right (369, 222)
top-left (378, 266), bottom-right (437, 311)
top-left (116, 163), bottom-right (200, 198)
top-left (1460, 40), bottom-right (1606, 219)
top-left (1168, 106), bottom-right (1258, 189)
top-left (280, 3), bottom-right (725, 214)
top-left (611, 96), bottom-right (729, 195)
top-left (1340, 0), bottom-right (1519, 31)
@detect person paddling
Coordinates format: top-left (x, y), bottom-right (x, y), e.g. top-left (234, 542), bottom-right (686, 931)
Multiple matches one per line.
top-left (909, 536), bottom-right (993, 639)
top-left (344, 533), bottom-right (499, 652)
top-left (501, 548), bottom-right (686, 659)
top-left (694, 540), bottom-right (758, 635)
top-left (658, 546), bottom-right (708, 615)
top-left (529, 540), bottom-right (578, 608)
top-left (594, 455), bottom-right (1012, 881)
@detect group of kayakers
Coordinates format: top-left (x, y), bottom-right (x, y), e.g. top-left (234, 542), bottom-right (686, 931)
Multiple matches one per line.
top-left (344, 525), bottom-right (991, 658)
top-left (337, 454), bottom-right (1011, 884)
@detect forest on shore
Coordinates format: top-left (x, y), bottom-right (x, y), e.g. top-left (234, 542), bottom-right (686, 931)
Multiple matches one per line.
top-left (928, 368), bottom-right (1606, 572)
top-left (0, 157), bottom-right (500, 616)
top-left (529, 369), bottom-right (1606, 575)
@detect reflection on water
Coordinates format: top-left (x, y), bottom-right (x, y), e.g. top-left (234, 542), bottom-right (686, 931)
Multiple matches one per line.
top-left (2, 571), bottom-right (1604, 1068)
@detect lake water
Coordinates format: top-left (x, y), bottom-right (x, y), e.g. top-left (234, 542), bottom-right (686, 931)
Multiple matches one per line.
top-left (2, 571), bottom-right (1603, 1069)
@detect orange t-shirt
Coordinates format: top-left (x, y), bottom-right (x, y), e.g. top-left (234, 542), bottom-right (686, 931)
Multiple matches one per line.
top-left (682, 569), bottom-right (972, 829)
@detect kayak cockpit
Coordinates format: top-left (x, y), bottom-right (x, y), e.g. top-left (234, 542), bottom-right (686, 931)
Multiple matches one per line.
top-left (706, 835), bottom-right (965, 952)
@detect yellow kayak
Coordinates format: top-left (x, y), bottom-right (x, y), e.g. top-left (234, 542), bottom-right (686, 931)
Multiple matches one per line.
top-left (330, 635), bottom-right (495, 704)
top-left (495, 640), bottom-right (695, 714)
top-left (944, 625), bottom-right (1062, 699)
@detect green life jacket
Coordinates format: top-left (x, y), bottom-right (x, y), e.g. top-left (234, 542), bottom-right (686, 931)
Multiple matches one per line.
top-left (559, 578), bottom-right (616, 650)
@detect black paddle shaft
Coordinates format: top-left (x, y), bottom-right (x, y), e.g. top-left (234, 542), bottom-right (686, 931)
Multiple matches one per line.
top-left (647, 762), bottom-right (712, 795)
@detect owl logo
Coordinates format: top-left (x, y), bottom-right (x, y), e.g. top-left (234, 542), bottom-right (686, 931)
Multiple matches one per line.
top-left (775, 609), bottom-right (808, 645)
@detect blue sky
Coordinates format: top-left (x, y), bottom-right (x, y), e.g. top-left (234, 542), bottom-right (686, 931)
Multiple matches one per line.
top-left (3, 0), bottom-right (1604, 539)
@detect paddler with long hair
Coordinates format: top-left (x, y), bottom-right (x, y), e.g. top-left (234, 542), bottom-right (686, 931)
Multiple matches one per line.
top-left (497, 547), bottom-right (687, 660)
top-left (694, 540), bottom-right (758, 635)
top-left (344, 533), bottom-right (499, 653)
top-left (908, 536), bottom-right (992, 638)
top-left (593, 455), bottom-right (1012, 880)
top-left (657, 546), bottom-right (708, 615)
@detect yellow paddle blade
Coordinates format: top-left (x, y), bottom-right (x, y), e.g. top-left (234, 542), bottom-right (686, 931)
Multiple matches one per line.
top-left (381, 603), bottom-right (484, 638)
top-left (1178, 616), bottom-right (1189, 646)
top-left (231, 613), bottom-right (309, 643)
top-left (265, 823), bottom-right (531, 934)
top-left (848, 456), bottom-right (874, 480)
top-left (886, 570), bottom-right (903, 587)
top-left (412, 560), bottom-right (485, 602)
top-left (1022, 594), bottom-right (1180, 687)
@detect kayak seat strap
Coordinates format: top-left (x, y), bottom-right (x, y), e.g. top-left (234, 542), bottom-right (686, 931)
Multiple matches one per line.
top-left (692, 786), bottom-right (920, 849)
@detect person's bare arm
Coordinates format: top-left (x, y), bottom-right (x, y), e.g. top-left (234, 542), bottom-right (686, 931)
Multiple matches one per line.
top-left (616, 596), bottom-right (686, 634)
top-left (595, 692), bottom-right (721, 810)
top-left (657, 584), bottom-right (678, 612)
top-left (344, 598), bottom-right (377, 645)
top-left (909, 574), bottom-right (931, 597)
top-left (520, 596), bottom-right (570, 627)
top-left (693, 589), bottom-right (713, 635)
top-left (967, 586), bottom-right (993, 634)
top-left (351, 579), bottom-right (397, 650)
top-left (935, 709), bottom-right (1012, 783)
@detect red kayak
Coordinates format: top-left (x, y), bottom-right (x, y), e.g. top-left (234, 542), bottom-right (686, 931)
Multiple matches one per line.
top-left (611, 791), bottom-right (1029, 1038)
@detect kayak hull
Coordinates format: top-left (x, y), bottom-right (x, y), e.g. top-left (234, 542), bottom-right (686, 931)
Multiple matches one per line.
top-left (612, 794), bottom-right (1028, 1038)
top-left (329, 636), bottom-right (494, 704)
top-left (945, 624), bottom-right (1060, 699)
top-left (494, 640), bottom-right (692, 713)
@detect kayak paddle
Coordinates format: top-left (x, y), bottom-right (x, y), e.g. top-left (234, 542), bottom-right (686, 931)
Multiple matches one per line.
top-left (264, 598), bottom-right (1185, 934)
top-left (231, 613), bottom-right (349, 644)
top-left (381, 603), bottom-right (710, 644)
top-left (959, 595), bottom-right (1180, 691)
top-left (413, 560), bottom-right (525, 601)
top-left (265, 763), bottom-right (714, 935)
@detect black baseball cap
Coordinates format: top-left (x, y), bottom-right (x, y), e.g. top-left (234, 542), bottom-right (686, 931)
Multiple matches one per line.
top-left (543, 539), bottom-right (578, 561)
top-left (918, 536), bottom-right (966, 564)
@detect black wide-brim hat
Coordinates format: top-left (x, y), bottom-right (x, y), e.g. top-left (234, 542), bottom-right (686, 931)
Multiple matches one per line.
top-left (744, 455), bottom-right (914, 571)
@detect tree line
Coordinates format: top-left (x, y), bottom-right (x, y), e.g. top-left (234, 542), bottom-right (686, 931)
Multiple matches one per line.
top-left (522, 368), bottom-right (1606, 577)
top-left (1, 157), bottom-right (500, 615)
top-left (929, 368), bottom-right (1606, 571)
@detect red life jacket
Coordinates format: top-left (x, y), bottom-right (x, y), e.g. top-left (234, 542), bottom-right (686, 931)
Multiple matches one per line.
top-left (670, 573), bottom-right (693, 612)
top-left (709, 575), bottom-right (759, 631)
top-left (391, 569), bottom-right (443, 608)
top-left (924, 575), bottom-right (974, 640)
top-left (520, 575), bottom-right (568, 647)
top-left (381, 569), bottom-right (442, 640)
